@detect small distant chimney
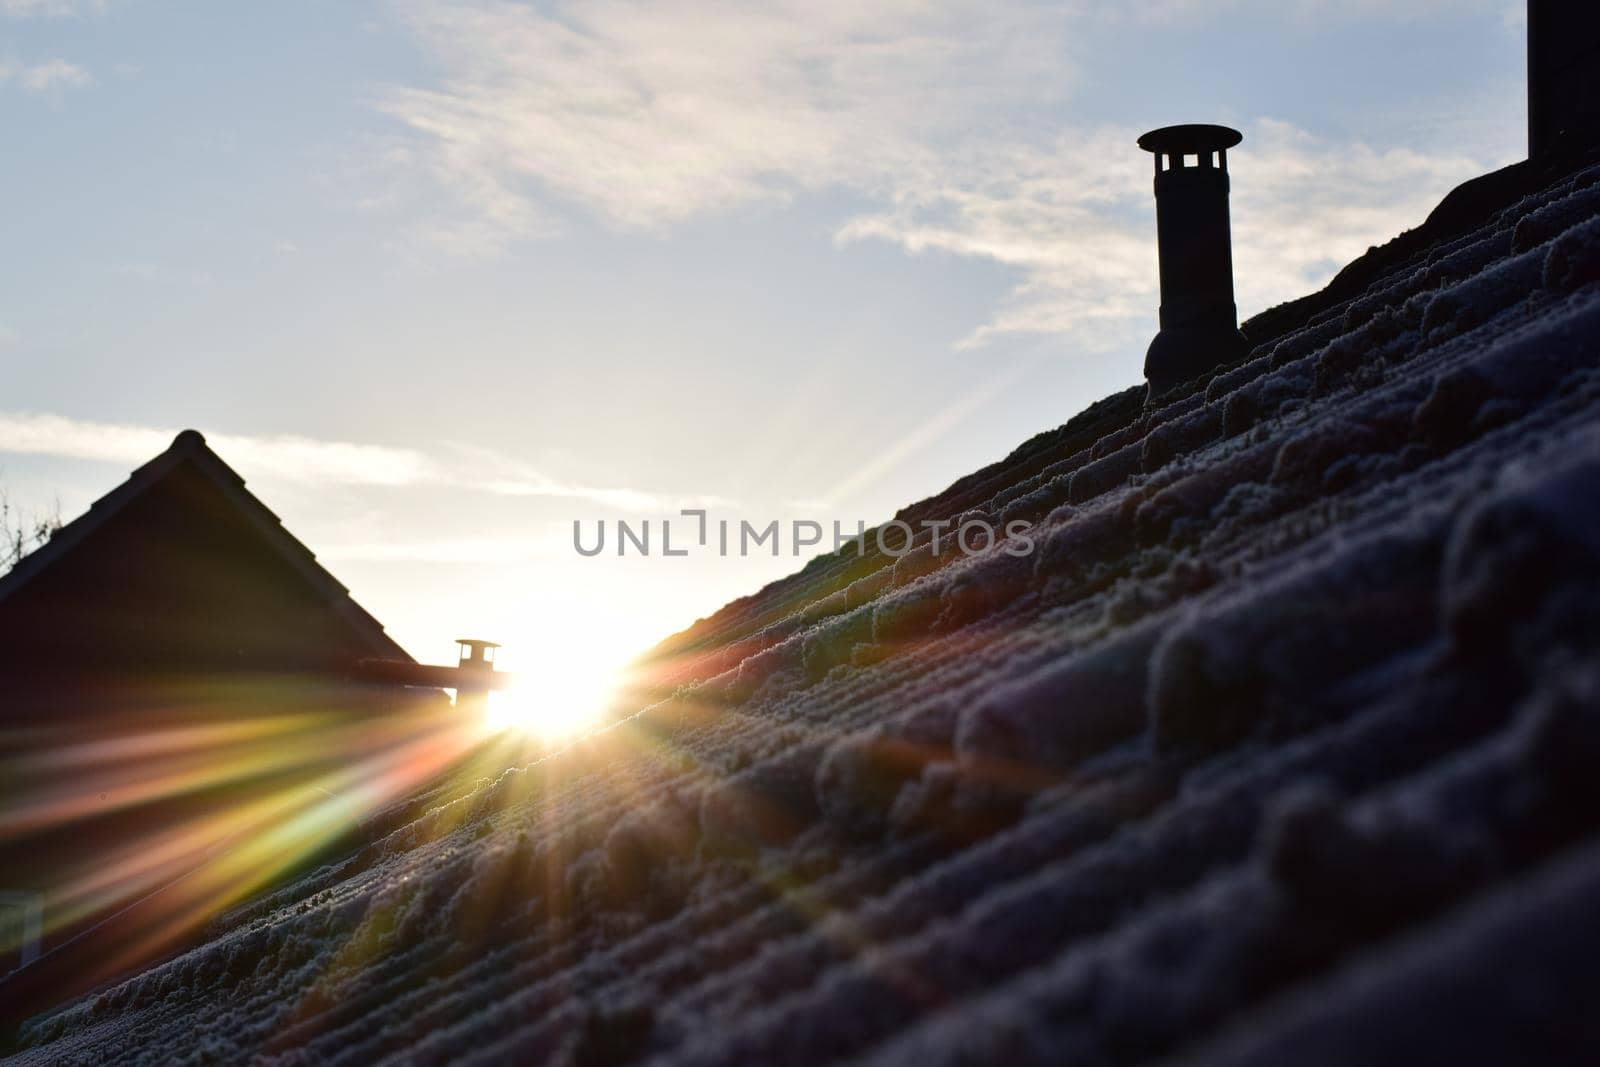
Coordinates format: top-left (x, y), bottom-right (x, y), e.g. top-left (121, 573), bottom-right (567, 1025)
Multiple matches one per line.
top-left (1528, 1), bottom-right (1600, 159)
top-left (455, 638), bottom-right (500, 714)
top-left (457, 638), bottom-right (500, 671)
top-left (1138, 124), bottom-right (1250, 400)
top-left (350, 639), bottom-right (516, 706)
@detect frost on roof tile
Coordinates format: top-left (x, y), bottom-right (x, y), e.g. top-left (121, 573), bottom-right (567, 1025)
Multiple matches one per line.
top-left (9, 147), bottom-right (1600, 1067)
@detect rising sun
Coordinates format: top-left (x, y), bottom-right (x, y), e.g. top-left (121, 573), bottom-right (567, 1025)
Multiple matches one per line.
top-left (481, 637), bottom-right (629, 744)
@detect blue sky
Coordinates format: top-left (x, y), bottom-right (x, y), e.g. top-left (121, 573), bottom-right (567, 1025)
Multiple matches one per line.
top-left (0, 1), bottom-right (1526, 700)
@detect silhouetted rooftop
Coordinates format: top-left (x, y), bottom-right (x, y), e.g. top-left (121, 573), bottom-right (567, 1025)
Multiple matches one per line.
top-left (9, 147), bottom-right (1600, 1064)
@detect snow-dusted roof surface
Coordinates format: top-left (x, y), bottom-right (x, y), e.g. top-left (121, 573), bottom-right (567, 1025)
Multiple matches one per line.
top-left (11, 155), bottom-right (1600, 1066)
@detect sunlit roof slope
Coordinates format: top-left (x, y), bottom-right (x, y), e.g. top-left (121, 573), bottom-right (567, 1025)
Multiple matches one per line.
top-left (11, 150), bottom-right (1600, 1065)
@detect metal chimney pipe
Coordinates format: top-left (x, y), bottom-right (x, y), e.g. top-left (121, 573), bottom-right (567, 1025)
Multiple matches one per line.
top-left (1528, 0), bottom-right (1600, 159)
top-left (1137, 124), bottom-right (1249, 400)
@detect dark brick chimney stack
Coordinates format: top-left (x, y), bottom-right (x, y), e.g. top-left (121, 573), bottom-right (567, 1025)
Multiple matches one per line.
top-left (1528, 1), bottom-right (1600, 159)
top-left (1137, 124), bottom-right (1250, 401)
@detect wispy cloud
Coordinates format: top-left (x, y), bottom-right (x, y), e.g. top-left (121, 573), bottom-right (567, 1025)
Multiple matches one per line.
top-left (0, 413), bottom-right (434, 486)
top-left (842, 118), bottom-right (1493, 349)
top-left (0, 0), bottom-right (110, 16)
top-left (0, 0), bottom-right (105, 97)
top-left (378, 0), bottom-right (1071, 243)
top-left (0, 57), bottom-right (91, 92)
top-left (379, 0), bottom-right (1514, 345)
top-left (0, 412), bottom-right (693, 511)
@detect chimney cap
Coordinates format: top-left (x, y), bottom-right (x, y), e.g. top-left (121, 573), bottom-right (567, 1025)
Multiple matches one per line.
top-left (1138, 124), bottom-right (1242, 155)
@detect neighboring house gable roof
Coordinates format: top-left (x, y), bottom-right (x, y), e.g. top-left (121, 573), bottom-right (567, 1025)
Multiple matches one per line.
top-left (0, 428), bottom-right (409, 664)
